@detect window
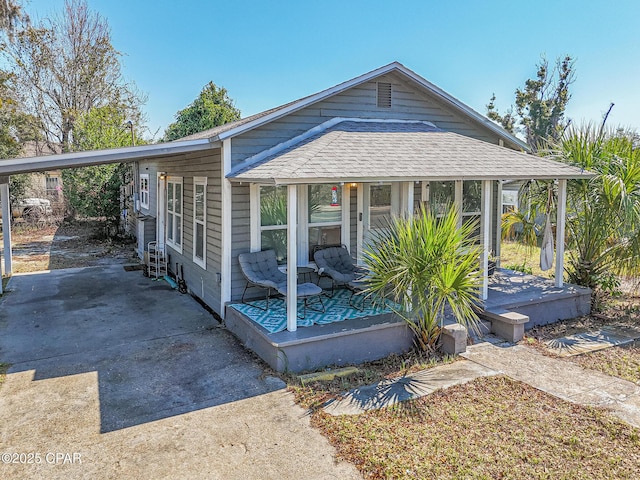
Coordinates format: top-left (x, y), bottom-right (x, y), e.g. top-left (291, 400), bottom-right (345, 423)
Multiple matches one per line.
top-left (193, 177), bottom-right (207, 268)
top-left (462, 180), bottom-right (482, 237)
top-left (45, 176), bottom-right (60, 197)
top-left (369, 184), bottom-right (392, 228)
top-left (139, 174), bottom-right (149, 209)
top-left (430, 181), bottom-right (454, 215)
top-left (259, 186), bottom-right (287, 263)
top-left (308, 184), bottom-right (342, 260)
top-left (502, 189), bottom-right (519, 214)
top-left (166, 177), bottom-right (183, 252)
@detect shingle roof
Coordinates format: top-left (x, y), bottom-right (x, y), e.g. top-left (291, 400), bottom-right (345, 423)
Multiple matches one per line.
top-left (175, 62), bottom-right (528, 151)
top-left (228, 120), bottom-right (591, 184)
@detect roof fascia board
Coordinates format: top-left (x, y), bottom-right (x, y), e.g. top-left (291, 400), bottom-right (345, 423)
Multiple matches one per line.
top-left (229, 172), bottom-right (594, 185)
top-left (227, 117), bottom-right (437, 177)
top-left (0, 139), bottom-right (220, 176)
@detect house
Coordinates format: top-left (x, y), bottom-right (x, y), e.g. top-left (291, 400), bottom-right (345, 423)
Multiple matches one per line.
top-left (0, 62), bottom-right (592, 370)
top-left (19, 143), bottom-right (65, 214)
top-left (130, 62), bottom-right (590, 370)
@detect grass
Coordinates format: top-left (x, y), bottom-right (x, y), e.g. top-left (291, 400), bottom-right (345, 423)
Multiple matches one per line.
top-left (289, 350), bottom-right (455, 411)
top-left (309, 375), bottom-right (640, 479)
top-left (0, 363), bottom-right (8, 388)
top-left (499, 240), bottom-right (555, 278)
top-left (288, 293), bottom-right (640, 479)
top-left (525, 294), bottom-right (640, 385)
top-left (569, 342), bottom-right (640, 385)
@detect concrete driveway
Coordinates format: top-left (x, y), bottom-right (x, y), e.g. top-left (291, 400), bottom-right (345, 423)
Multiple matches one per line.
top-left (0, 265), bottom-right (360, 480)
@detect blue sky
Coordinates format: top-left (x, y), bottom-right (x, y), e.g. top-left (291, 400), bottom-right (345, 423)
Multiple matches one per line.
top-left (25, 0), bottom-right (640, 139)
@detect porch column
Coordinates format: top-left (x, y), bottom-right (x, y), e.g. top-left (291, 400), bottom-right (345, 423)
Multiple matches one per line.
top-left (495, 180), bottom-right (503, 266)
top-left (480, 180), bottom-right (492, 301)
top-left (286, 184), bottom-right (298, 331)
top-left (341, 183), bottom-right (350, 247)
top-left (403, 182), bottom-right (414, 218)
top-left (1, 178), bottom-right (12, 277)
top-left (555, 179), bottom-right (567, 287)
top-left (220, 139), bottom-right (232, 317)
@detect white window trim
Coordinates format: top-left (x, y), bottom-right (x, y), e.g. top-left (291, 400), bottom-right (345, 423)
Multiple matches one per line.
top-left (166, 176), bottom-right (183, 253)
top-left (139, 173), bottom-right (150, 210)
top-left (193, 176), bottom-right (207, 269)
top-left (250, 184), bottom-right (349, 266)
top-left (256, 185), bottom-right (288, 259)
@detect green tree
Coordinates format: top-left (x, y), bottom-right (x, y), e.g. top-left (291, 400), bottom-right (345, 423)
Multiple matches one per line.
top-left (558, 125), bottom-right (640, 294)
top-left (62, 163), bottom-right (126, 227)
top-left (71, 103), bottom-right (144, 151)
top-left (363, 205), bottom-right (482, 353)
top-left (510, 124), bottom-right (640, 300)
top-left (2, 0), bottom-right (145, 154)
top-left (487, 55), bottom-right (575, 151)
top-left (62, 103), bottom-right (146, 227)
top-left (164, 81), bottom-right (240, 141)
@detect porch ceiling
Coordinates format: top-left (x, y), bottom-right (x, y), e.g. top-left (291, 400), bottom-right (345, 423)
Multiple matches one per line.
top-left (228, 120), bottom-right (593, 185)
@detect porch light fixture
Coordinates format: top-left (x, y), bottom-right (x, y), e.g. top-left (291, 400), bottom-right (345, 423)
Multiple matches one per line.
top-left (159, 172), bottom-right (167, 180)
top-left (350, 183), bottom-right (357, 188)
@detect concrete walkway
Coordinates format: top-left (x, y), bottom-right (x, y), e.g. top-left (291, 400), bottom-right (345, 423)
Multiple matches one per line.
top-left (324, 360), bottom-right (498, 416)
top-left (0, 266), bottom-right (361, 480)
top-left (324, 335), bottom-right (640, 429)
top-left (461, 340), bottom-right (640, 428)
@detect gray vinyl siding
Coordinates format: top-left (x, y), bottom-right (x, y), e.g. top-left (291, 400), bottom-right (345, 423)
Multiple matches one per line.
top-left (138, 149), bottom-right (224, 314)
top-left (230, 183), bottom-right (250, 301)
top-left (349, 186), bottom-right (358, 259)
top-left (231, 72), bottom-right (504, 167)
top-left (137, 162), bottom-right (159, 218)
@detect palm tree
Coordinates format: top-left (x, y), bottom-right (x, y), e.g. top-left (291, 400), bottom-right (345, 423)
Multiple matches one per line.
top-left (557, 125), bottom-right (640, 293)
top-left (511, 124), bottom-right (640, 296)
top-left (363, 204), bottom-right (482, 353)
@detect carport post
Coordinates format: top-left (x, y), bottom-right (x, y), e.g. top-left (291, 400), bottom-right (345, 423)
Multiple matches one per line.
top-left (0, 178), bottom-right (12, 277)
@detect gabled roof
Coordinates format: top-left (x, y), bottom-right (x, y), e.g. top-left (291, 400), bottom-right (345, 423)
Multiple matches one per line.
top-left (179, 62), bottom-right (529, 151)
top-left (228, 119), bottom-right (591, 185)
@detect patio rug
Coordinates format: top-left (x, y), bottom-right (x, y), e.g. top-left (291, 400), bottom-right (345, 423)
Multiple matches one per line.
top-left (230, 289), bottom-right (398, 334)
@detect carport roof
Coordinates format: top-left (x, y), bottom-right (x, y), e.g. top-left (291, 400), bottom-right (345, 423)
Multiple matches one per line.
top-left (228, 119), bottom-right (593, 185)
top-left (0, 138), bottom-right (220, 176)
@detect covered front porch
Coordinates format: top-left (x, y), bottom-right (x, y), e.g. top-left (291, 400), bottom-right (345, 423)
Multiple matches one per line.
top-left (226, 268), bottom-right (592, 373)
top-left (224, 120), bottom-right (593, 371)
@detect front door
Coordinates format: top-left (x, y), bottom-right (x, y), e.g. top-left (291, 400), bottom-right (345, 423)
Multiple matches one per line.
top-left (357, 183), bottom-right (398, 262)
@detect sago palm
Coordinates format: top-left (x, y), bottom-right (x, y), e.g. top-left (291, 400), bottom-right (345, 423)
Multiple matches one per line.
top-left (363, 204), bottom-right (482, 353)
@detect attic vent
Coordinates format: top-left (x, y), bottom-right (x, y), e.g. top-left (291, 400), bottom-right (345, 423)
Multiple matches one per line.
top-left (377, 82), bottom-right (392, 108)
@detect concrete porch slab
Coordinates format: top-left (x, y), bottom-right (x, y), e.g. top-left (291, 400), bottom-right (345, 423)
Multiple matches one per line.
top-left (225, 305), bottom-right (413, 373)
top-left (486, 270), bottom-right (591, 327)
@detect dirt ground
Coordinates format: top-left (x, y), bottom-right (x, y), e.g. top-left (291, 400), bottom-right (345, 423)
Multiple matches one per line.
top-left (3, 219), bottom-right (139, 273)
